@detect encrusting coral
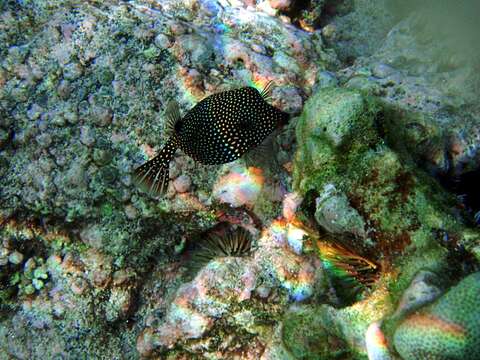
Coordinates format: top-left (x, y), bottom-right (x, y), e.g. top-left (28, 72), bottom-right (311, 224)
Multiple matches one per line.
top-left (393, 271), bottom-right (480, 359)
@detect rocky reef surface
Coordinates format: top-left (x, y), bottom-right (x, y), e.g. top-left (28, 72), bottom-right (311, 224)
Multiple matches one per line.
top-left (1, 0), bottom-right (480, 359)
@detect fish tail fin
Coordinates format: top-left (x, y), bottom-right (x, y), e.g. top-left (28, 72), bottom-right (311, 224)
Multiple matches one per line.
top-left (133, 138), bottom-right (178, 195)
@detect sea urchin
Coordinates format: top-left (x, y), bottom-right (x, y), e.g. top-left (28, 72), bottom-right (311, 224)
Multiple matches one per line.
top-left (187, 227), bottom-right (253, 275)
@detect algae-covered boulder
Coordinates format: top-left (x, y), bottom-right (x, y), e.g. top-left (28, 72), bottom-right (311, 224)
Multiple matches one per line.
top-left (281, 285), bottom-right (394, 360)
top-left (293, 87), bottom-right (480, 263)
top-left (282, 305), bottom-right (349, 360)
top-left (291, 86), bottom-right (480, 359)
top-left (293, 87), bottom-right (380, 194)
top-left (341, 2), bottom-right (480, 181)
top-left (393, 271), bottom-right (480, 360)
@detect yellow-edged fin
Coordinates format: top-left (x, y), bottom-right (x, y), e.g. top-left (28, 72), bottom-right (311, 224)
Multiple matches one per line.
top-left (133, 138), bottom-right (178, 196)
top-left (164, 100), bottom-right (182, 137)
top-left (260, 80), bottom-right (274, 102)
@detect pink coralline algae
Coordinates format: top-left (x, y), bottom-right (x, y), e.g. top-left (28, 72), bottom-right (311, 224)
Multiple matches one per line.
top-left (365, 321), bottom-right (393, 360)
top-left (282, 191), bottom-right (303, 221)
top-left (137, 257), bottom-right (258, 355)
top-left (163, 0), bottom-right (336, 114)
top-left (138, 202), bottom-right (325, 356)
top-left (212, 165), bottom-right (265, 208)
top-left (255, 219), bottom-right (322, 301)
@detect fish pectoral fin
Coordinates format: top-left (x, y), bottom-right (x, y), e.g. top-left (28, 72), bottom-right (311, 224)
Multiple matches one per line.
top-left (164, 100), bottom-right (182, 136)
top-left (243, 132), bottom-right (277, 166)
top-left (260, 80), bottom-right (274, 102)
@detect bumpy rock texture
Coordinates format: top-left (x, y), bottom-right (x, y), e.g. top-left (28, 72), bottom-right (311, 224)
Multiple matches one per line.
top-left (393, 272), bottom-right (480, 360)
top-left (1, 0), bottom-right (480, 359)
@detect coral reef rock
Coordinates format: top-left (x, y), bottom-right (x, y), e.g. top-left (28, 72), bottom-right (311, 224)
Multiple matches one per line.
top-left (2, 0), bottom-right (480, 359)
top-left (137, 219), bottom-right (326, 357)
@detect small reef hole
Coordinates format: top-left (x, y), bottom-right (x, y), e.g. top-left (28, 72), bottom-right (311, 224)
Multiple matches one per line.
top-left (439, 169), bottom-right (480, 224)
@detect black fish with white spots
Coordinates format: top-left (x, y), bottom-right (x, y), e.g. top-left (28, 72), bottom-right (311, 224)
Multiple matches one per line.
top-left (133, 82), bottom-right (289, 195)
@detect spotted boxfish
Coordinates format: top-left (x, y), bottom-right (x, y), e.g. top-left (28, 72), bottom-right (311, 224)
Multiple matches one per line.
top-left (133, 82), bottom-right (289, 195)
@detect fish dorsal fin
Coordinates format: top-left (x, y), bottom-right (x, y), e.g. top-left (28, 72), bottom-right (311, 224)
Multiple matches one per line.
top-left (164, 100), bottom-right (182, 137)
top-left (260, 80), bottom-right (274, 102)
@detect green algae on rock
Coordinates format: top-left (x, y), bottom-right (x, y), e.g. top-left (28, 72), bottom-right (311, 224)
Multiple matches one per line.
top-left (293, 87), bottom-right (380, 195)
top-left (291, 86), bottom-right (480, 357)
top-left (293, 86), bottom-right (478, 269)
top-left (340, 1), bottom-right (480, 187)
top-left (282, 305), bottom-right (350, 359)
top-left (281, 283), bottom-right (394, 359)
